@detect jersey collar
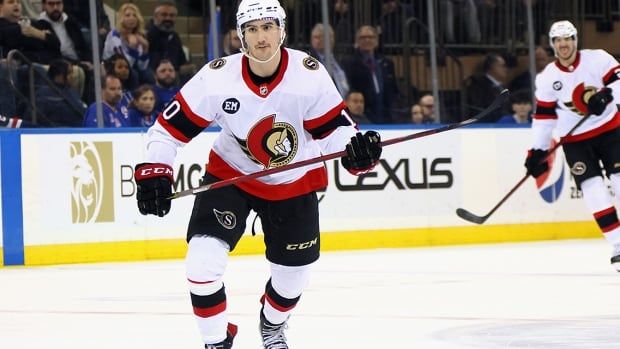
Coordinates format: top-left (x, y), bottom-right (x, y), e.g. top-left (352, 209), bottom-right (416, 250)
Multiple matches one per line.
top-left (242, 48), bottom-right (289, 98)
top-left (555, 51), bottom-right (581, 72)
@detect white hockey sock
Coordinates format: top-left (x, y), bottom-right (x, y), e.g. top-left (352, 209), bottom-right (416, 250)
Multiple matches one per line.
top-left (186, 236), bottom-right (230, 344)
top-left (262, 263), bottom-right (312, 325)
top-left (581, 177), bottom-right (620, 246)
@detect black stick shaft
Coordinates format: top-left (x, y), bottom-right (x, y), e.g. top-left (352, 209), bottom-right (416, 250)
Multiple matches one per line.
top-left (457, 111), bottom-right (593, 224)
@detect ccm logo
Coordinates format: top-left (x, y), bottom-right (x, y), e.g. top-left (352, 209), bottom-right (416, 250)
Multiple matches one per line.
top-left (286, 238), bottom-right (318, 250)
top-left (140, 167), bottom-right (173, 176)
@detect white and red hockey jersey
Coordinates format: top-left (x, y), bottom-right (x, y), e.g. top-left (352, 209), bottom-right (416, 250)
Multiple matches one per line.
top-left (532, 49), bottom-right (620, 149)
top-left (144, 48), bottom-right (358, 200)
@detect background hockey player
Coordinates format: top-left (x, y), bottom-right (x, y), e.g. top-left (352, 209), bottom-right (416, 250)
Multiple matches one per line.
top-left (133, 0), bottom-right (382, 348)
top-left (524, 20), bottom-right (620, 272)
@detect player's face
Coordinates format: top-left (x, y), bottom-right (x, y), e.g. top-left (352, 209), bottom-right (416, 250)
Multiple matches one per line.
top-left (242, 19), bottom-right (281, 61)
top-left (552, 36), bottom-right (577, 61)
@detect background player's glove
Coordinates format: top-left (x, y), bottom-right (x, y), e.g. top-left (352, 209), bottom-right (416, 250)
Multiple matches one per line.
top-left (341, 131), bottom-right (382, 175)
top-left (135, 163), bottom-right (173, 217)
top-left (524, 149), bottom-right (549, 178)
top-left (587, 87), bottom-right (613, 116)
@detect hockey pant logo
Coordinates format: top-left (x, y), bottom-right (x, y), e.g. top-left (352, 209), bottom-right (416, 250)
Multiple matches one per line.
top-left (286, 237), bottom-right (318, 250)
top-left (571, 161), bottom-right (587, 176)
top-left (213, 208), bottom-right (237, 230)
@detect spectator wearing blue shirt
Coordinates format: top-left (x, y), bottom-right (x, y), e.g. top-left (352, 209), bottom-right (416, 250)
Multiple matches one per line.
top-left (104, 54), bottom-right (137, 109)
top-left (83, 74), bottom-right (130, 127)
top-left (128, 84), bottom-right (157, 127)
top-left (152, 59), bottom-right (179, 114)
top-left (497, 91), bottom-right (532, 124)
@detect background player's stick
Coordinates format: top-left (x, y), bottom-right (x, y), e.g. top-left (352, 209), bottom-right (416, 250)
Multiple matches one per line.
top-left (169, 89), bottom-right (509, 200)
top-left (456, 112), bottom-right (594, 224)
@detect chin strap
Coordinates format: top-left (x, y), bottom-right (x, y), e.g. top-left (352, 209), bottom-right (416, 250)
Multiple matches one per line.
top-left (242, 47), bottom-right (281, 64)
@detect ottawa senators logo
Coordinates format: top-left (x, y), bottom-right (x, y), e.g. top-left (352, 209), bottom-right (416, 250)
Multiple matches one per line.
top-left (303, 56), bottom-right (319, 71)
top-left (564, 82), bottom-right (598, 116)
top-left (209, 58), bottom-right (226, 70)
top-left (235, 115), bottom-right (298, 169)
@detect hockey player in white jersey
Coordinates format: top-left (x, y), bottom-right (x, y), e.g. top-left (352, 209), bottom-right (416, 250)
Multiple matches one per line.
top-left (133, 0), bottom-right (382, 348)
top-left (524, 20), bottom-right (620, 272)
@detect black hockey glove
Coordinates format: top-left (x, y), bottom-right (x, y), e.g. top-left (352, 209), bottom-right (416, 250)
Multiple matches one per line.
top-left (341, 131), bottom-right (382, 175)
top-left (135, 163), bottom-right (173, 217)
top-left (524, 149), bottom-right (549, 178)
top-left (587, 87), bottom-right (614, 116)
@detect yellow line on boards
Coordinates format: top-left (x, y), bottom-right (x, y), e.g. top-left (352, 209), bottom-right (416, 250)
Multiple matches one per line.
top-left (14, 221), bottom-right (600, 266)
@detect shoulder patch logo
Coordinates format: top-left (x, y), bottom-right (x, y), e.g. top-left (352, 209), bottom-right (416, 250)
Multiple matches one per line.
top-left (553, 81), bottom-right (562, 91)
top-left (209, 58), bottom-right (226, 70)
top-left (303, 56), bottom-right (319, 71)
top-left (222, 98), bottom-right (240, 114)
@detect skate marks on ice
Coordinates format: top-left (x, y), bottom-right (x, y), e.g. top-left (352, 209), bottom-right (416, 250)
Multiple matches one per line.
top-left (0, 239), bottom-right (619, 348)
top-left (433, 316), bottom-right (620, 348)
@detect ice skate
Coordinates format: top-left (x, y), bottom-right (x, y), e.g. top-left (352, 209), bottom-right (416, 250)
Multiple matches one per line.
top-left (205, 323), bottom-right (238, 349)
top-left (259, 312), bottom-right (289, 349)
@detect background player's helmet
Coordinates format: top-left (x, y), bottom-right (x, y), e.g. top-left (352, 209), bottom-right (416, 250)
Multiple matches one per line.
top-left (236, 0), bottom-right (287, 62)
top-left (548, 20), bottom-right (578, 55)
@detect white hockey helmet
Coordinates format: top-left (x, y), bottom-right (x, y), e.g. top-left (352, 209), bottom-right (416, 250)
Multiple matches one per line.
top-left (236, 0), bottom-right (287, 62)
top-left (548, 20), bottom-right (578, 51)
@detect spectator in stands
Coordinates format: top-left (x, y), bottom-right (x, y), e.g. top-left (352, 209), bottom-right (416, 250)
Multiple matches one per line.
top-left (103, 3), bottom-right (152, 85)
top-left (147, 0), bottom-right (195, 82)
top-left (38, 0), bottom-right (93, 102)
top-left (128, 84), bottom-right (157, 127)
top-left (35, 58), bottom-right (85, 127)
top-left (83, 74), bottom-right (130, 127)
top-left (38, 0), bottom-right (89, 63)
top-left (417, 93), bottom-right (438, 123)
top-left (103, 53), bottom-right (134, 116)
top-left (343, 25), bottom-right (399, 124)
top-left (345, 90), bottom-right (370, 124)
top-left (309, 23), bottom-right (349, 98)
top-left (103, 54), bottom-right (139, 98)
top-left (497, 91), bottom-right (532, 124)
top-left (410, 104), bottom-right (424, 124)
top-left (0, 0), bottom-right (61, 64)
top-left (222, 28), bottom-right (241, 56)
top-left (509, 45), bottom-right (553, 95)
top-left (152, 59), bottom-right (179, 114)
top-left (465, 52), bottom-right (509, 122)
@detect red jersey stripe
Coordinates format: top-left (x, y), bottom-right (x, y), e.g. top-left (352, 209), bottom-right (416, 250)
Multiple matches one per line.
top-left (303, 101), bottom-right (347, 130)
top-left (206, 151), bottom-right (328, 200)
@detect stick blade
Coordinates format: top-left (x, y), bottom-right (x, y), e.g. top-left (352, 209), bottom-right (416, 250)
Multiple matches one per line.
top-left (455, 208), bottom-right (487, 225)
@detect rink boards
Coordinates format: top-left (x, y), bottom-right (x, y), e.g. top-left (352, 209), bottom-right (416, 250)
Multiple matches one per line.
top-left (0, 126), bottom-right (598, 266)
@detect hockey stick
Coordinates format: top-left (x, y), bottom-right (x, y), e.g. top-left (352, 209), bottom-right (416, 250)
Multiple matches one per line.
top-left (456, 111), bottom-right (594, 224)
top-left (169, 89), bottom-right (509, 200)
